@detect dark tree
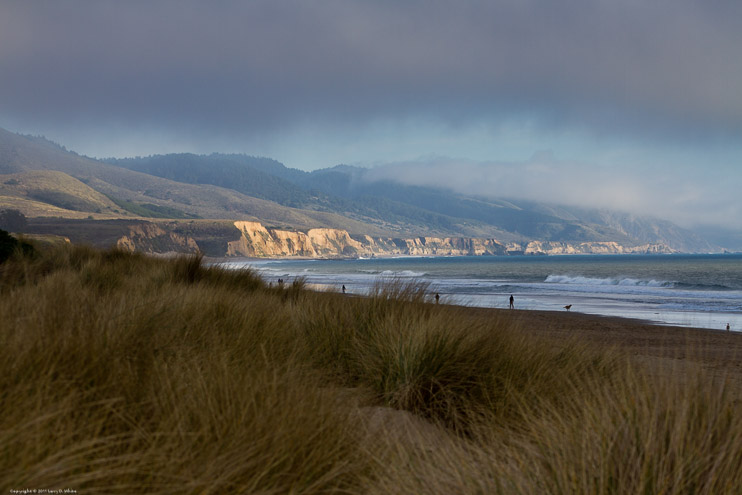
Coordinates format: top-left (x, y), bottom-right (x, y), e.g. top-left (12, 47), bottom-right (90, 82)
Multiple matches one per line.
top-left (0, 228), bottom-right (34, 263)
top-left (0, 229), bottom-right (19, 263)
top-left (0, 209), bottom-right (28, 232)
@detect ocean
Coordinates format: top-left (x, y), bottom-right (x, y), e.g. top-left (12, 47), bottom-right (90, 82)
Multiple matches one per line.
top-left (221, 254), bottom-right (742, 331)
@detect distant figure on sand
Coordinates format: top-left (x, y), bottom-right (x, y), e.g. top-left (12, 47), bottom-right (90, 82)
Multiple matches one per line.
top-left (342, 285), bottom-right (346, 294)
top-left (435, 293), bottom-right (440, 304)
top-left (564, 304), bottom-right (572, 311)
top-left (509, 295), bottom-right (514, 309)
top-left (727, 323), bottom-right (731, 331)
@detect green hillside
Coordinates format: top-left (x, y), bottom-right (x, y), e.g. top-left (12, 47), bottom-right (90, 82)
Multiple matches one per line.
top-left (0, 170), bottom-right (122, 218)
top-left (0, 129), bottom-right (398, 236)
top-left (105, 152), bottom-right (716, 250)
top-left (0, 127), bottom-right (720, 251)
top-left (106, 153), bottom-right (483, 236)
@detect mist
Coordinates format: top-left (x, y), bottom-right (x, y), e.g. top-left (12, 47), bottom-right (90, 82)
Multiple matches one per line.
top-left (1, 0), bottom-right (740, 234)
top-left (362, 154), bottom-right (742, 232)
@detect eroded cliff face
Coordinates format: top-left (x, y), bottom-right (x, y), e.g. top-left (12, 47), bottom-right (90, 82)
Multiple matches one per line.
top-left (117, 223), bottom-right (200, 254)
top-left (226, 222), bottom-right (676, 258)
top-left (227, 221), bottom-right (509, 258)
top-left (518, 241), bottom-right (674, 255)
top-left (226, 221), bottom-right (315, 257)
top-left (114, 220), bottom-right (675, 257)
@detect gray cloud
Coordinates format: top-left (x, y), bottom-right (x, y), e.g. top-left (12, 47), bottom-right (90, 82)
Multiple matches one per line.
top-left (363, 154), bottom-right (742, 230)
top-left (1, 0), bottom-right (741, 141)
top-left (1, 0), bottom-right (740, 232)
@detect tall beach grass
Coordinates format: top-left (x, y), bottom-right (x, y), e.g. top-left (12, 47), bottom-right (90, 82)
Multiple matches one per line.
top-left (1, 244), bottom-right (741, 493)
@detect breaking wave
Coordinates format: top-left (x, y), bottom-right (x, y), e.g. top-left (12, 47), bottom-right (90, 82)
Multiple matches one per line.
top-left (379, 270), bottom-right (428, 277)
top-left (545, 275), bottom-right (675, 288)
top-left (359, 269), bottom-right (427, 277)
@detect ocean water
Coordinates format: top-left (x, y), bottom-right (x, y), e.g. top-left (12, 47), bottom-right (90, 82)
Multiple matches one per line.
top-left (221, 254), bottom-right (742, 331)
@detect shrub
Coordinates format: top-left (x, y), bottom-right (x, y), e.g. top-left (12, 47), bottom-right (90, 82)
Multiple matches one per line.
top-left (0, 229), bottom-right (34, 264)
top-left (0, 209), bottom-right (27, 232)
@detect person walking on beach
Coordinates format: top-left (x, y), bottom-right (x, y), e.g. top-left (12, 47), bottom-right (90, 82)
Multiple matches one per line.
top-left (509, 294), bottom-right (514, 309)
top-left (727, 323), bottom-right (731, 331)
top-left (435, 293), bottom-right (440, 304)
top-left (342, 285), bottom-right (346, 294)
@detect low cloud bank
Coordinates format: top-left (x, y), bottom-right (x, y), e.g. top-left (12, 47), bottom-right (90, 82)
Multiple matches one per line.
top-left (362, 154), bottom-right (741, 231)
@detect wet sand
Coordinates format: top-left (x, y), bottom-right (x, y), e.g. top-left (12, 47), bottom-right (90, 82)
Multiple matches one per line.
top-left (456, 306), bottom-right (742, 380)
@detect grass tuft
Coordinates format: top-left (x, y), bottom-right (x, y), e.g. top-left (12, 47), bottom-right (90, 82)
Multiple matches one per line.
top-left (2, 243), bottom-right (741, 493)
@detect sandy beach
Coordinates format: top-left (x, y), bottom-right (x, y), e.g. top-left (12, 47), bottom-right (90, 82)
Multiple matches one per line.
top-left (454, 305), bottom-right (742, 380)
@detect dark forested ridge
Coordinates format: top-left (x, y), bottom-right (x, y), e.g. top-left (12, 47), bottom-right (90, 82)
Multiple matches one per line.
top-left (104, 153), bottom-right (718, 251)
top-left (107, 154), bottom-right (313, 208)
top-left (0, 127), bottom-right (720, 252)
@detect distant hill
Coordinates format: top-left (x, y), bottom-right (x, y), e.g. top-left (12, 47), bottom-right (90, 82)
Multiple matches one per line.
top-left (0, 170), bottom-right (121, 218)
top-left (105, 154), bottom-right (469, 235)
top-left (106, 154), bottom-right (314, 208)
top-left (0, 129), bottom-right (395, 235)
top-left (0, 127), bottom-right (722, 252)
top-left (105, 153), bottom-right (719, 252)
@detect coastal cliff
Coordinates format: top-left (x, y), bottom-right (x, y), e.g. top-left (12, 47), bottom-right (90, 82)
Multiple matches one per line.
top-left (224, 221), bottom-right (674, 258)
top-left (104, 219), bottom-right (675, 257)
top-left (516, 241), bottom-right (674, 255)
top-left (226, 221), bottom-right (509, 257)
top-left (116, 223), bottom-right (200, 254)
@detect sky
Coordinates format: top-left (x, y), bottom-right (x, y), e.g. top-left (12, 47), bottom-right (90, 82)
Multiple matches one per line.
top-left (0, 0), bottom-right (741, 231)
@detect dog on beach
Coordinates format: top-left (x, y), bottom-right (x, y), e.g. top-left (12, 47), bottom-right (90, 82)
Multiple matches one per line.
top-left (564, 304), bottom-right (572, 311)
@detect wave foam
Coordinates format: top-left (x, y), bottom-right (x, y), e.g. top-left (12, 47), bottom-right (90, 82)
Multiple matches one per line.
top-left (545, 274), bottom-right (675, 288)
top-left (379, 270), bottom-right (427, 277)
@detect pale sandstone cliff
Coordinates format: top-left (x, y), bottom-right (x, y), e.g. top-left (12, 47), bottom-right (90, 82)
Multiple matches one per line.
top-left (117, 223), bottom-right (200, 254)
top-left (116, 220), bottom-right (675, 257)
top-left (519, 241), bottom-right (674, 255)
top-left (226, 221), bottom-right (317, 257)
top-left (227, 221), bottom-right (511, 258)
top-left (307, 228), bottom-right (365, 256)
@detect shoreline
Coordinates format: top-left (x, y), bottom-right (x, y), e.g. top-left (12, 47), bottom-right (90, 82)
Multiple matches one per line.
top-left (321, 291), bottom-right (742, 379)
top-left (208, 251), bottom-right (742, 264)
top-left (331, 283), bottom-right (742, 345)
top-left (213, 254), bottom-right (742, 333)
top-left (447, 304), bottom-right (742, 380)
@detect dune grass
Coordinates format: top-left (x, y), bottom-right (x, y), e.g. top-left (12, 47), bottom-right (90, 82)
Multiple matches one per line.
top-left (1, 244), bottom-right (741, 493)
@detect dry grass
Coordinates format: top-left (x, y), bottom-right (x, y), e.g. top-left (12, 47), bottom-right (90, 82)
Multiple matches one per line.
top-left (1, 244), bottom-right (741, 493)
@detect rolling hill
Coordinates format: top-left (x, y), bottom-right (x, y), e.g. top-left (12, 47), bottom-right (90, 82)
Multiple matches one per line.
top-left (0, 128), bottom-right (398, 235)
top-left (0, 127), bottom-right (721, 254)
top-left (106, 152), bottom-right (717, 252)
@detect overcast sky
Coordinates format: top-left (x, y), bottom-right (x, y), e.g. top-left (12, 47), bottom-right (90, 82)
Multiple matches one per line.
top-left (1, 0), bottom-right (740, 230)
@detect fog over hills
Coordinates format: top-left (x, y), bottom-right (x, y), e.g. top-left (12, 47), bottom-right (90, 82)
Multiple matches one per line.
top-left (106, 151), bottom-right (718, 253)
top-left (1, 1), bottom-right (739, 254)
top-left (0, 129), bottom-right (392, 235)
top-left (0, 128), bottom-right (728, 253)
